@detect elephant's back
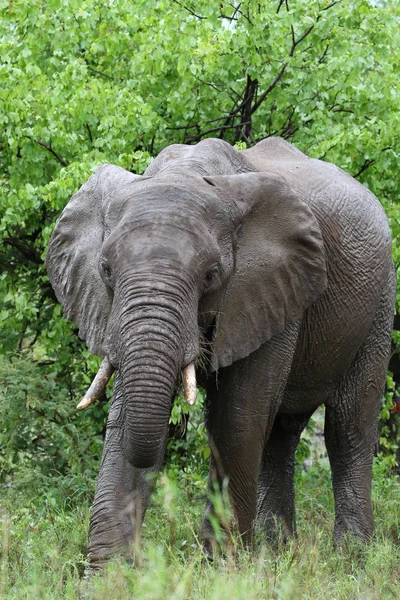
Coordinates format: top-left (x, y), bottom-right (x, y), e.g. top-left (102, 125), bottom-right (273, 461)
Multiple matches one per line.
top-left (244, 138), bottom-right (393, 394)
top-left (243, 138), bottom-right (390, 242)
top-left (243, 138), bottom-right (392, 283)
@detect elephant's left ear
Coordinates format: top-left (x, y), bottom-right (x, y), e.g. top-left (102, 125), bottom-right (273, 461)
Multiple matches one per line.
top-left (205, 172), bottom-right (327, 370)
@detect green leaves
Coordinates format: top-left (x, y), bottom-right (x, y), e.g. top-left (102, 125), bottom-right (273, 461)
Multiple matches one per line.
top-left (0, 356), bottom-right (106, 498)
top-left (1, 0), bottom-right (398, 343)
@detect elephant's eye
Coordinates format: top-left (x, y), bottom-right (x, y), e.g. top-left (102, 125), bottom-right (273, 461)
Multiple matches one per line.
top-left (100, 260), bottom-right (112, 281)
top-left (204, 267), bottom-right (220, 289)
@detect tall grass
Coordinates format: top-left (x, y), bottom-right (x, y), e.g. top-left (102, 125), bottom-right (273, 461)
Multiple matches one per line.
top-left (1, 459), bottom-right (399, 600)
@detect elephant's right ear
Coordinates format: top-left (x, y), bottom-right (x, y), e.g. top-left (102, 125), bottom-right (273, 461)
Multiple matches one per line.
top-left (45, 164), bottom-right (141, 356)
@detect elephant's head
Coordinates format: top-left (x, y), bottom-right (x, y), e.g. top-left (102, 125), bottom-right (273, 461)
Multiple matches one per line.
top-left (46, 148), bottom-right (326, 469)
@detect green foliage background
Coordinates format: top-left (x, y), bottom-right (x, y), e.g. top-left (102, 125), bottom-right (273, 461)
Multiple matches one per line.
top-left (0, 0), bottom-right (399, 526)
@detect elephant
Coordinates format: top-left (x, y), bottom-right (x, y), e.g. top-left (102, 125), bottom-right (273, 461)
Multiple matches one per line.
top-left (46, 137), bottom-right (395, 568)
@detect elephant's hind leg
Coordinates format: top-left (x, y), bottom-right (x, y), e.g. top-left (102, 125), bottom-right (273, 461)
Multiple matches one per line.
top-left (256, 412), bottom-right (313, 541)
top-left (324, 277), bottom-right (395, 542)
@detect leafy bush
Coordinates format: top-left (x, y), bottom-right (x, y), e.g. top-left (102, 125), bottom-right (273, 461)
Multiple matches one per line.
top-left (0, 355), bottom-right (107, 504)
top-left (0, 354), bottom-right (212, 506)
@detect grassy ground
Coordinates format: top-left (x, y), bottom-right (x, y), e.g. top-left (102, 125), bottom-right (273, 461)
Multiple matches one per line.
top-left (1, 457), bottom-right (400, 600)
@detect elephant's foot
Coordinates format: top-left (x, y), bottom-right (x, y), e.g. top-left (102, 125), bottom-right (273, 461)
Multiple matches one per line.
top-left (200, 528), bottom-right (244, 567)
top-left (200, 499), bottom-right (255, 563)
top-left (200, 513), bottom-right (232, 559)
top-left (332, 510), bottom-right (374, 545)
top-left (87, 514), bottom-right (136, 571)
top-left (257, 511), bottom-right (296, 546)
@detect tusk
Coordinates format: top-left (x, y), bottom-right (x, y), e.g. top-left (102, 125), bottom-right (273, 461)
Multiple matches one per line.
top-left (76, 357), bottom-right (115, 410)
top-left (182, 363), bottom-right (197, 406)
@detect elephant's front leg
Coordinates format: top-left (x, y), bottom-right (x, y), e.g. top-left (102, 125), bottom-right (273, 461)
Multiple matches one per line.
top-left (88, 374), bottom-right (163, 569)
top-left (202, 382), bottom-right (266, 550)
top-left (202, 325), bottom-right (300, 551)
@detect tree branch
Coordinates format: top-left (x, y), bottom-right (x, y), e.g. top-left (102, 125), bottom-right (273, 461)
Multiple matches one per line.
top-left (185, 121), bottom-right (251, 143)
top-left (37, 360), bottom-right (56, 367)
top-left (3, 236), bottom-right (42, 264)
top-left (172, 0), bottom-right (206, 19)
top-left (276, 0), bottom-right (289, 13)
top-left (250, 63), bottom-right (287, 115)
top-left (194, 78), bottom-right (225, 94)
top-left (220, 12), bottom-right (239, 21)
top-left (250, 22), bottom-right (314, 116)
top-left (223, 2), bottom-right (252, 24)
top-left (171, 8), bottom-right (318, 144)
top-left (322, 1), bottom-right (341, 11)
top-left (229, 77), bottom-right (258, 123)
top-left (318, 44), bottom-right (330, 64)
top-left (353, 159), bottom-right (375, 179)
top-left (86, 64), bottom-right (114, 80)
top-left (85, 123), bottom-right (93, 144)
top-left (353, 146), bottom-right (392, 179)
top-left (289, 24), bottom-right (315, 57)
top-left (332, 108), bottom-right (354, 114)
top-left (233, 75), bottom-right (257, 142)
top-left (35, 140), bottom-right (69, 167)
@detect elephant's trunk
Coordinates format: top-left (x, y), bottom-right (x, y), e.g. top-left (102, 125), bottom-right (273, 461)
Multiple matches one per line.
top-left (121, 337), bottom-right (178, 469)
top-left (118, 279), bottom-right (197, 469)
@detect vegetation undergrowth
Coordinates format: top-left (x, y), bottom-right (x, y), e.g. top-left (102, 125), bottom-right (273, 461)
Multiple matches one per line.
top-left (1, 363), bottom-right (399, 598)
top-left (1, 457), bottom-right (399, 599)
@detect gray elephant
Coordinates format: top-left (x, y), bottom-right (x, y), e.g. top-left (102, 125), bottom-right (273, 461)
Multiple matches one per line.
top-left (46, 137), bottom-right (395, 568)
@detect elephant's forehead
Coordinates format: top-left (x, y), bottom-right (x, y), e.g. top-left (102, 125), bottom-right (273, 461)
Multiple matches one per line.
top-left (103, 179), bottom-right (227, 240)
top-left (105, 218), bottom-right (220, 275)
top-left (102, 178), bottom-right (229, 259)
top-left (117, 178), bottom-right (219, 214)
top-left (103, 199), bottom-right (221, 265)
top-left (115, 211), bottom-right (216, 242)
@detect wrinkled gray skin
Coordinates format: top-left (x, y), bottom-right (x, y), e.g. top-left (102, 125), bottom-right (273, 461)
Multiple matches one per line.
top-left (46, 138), bottom-right (395, 567)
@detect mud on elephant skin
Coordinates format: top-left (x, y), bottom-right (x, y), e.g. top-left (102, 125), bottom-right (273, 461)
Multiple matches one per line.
top-left (46, 137), bottom-right (395, 568)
